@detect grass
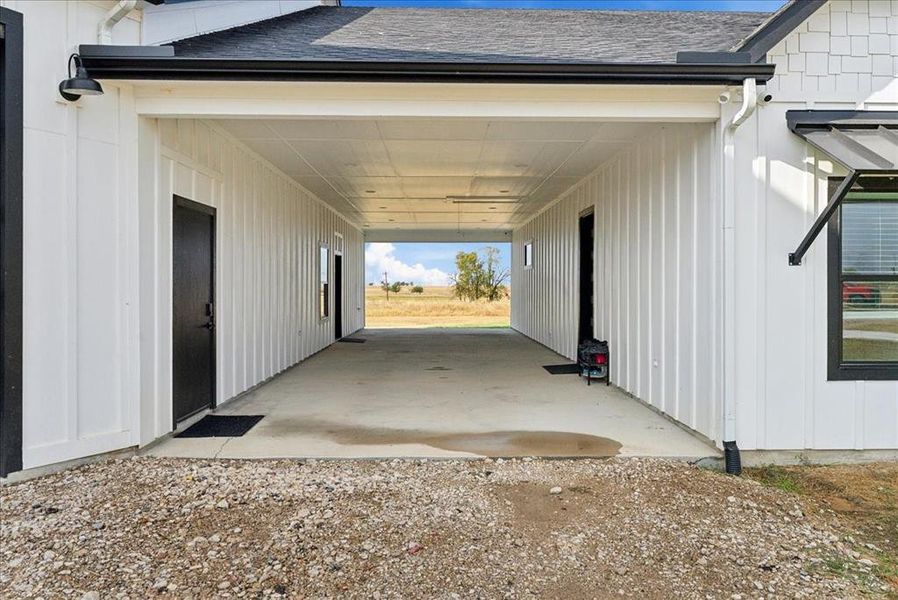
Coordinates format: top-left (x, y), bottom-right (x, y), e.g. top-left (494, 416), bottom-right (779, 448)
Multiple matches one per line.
top-left (843, 339), bottom-right (898, 362)
top-left (365, 285), bottom-right (510, 329)
top-left (747, 465), bottom-right (804, 494)
top-left (746, 462), bottom-right (898, 597)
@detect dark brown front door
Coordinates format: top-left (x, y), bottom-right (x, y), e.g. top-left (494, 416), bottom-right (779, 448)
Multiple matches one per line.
top-left (172, 196), bottom-right (215, 425)
top-left (578, 211), bottom-right (595, 343)
top-left (334, 254), bottom-right (343, 339)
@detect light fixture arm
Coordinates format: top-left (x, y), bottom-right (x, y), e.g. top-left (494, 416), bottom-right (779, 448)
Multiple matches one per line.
top-left (58, 53), bottom-right (104, 102)
top-left (66, 53), bottom-right (80, 80)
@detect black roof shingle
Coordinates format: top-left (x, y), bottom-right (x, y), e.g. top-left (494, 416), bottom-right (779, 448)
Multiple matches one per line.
top-left (170, 6), bottom-right (771, 64)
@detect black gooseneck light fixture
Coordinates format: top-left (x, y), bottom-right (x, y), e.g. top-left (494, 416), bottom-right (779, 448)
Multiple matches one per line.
top-left (59, 54), bottom-right (104, 102)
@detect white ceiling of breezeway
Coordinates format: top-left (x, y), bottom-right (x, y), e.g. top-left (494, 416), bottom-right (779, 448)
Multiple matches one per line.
top-left (217, 118), bottom-right (655, 233)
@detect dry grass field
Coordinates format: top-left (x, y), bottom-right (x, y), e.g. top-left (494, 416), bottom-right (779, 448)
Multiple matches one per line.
top-left (365, 285), bottom-right (510, 328)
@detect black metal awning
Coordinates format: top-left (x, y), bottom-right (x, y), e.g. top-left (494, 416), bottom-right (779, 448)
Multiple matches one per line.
top-left (786, 110), bottom-right (898, 266)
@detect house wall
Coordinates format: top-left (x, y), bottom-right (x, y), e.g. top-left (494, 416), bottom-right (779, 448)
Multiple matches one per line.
top-left (141, 0), bottom-right (320, 45)
top-left (512, 124), bottom-right (723, 444)
top-left (512, 0), bottom-right (898, 453)
top-left (137, 118), bottom-right (364, 444)
top-left (1, 0), bottom-right (143, 469)
top-left (729, 0), bottom-right (898, 451)
top-left (2, 0), bottom-right (365, 470)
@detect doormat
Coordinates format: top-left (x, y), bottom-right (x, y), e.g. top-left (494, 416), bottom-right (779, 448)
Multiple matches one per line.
top-left (338, 337), bottom-right (367, 343)
top-left (543, 364), bottom-right (581, 375)
top-left (175, 415), bottom-right (264, 438)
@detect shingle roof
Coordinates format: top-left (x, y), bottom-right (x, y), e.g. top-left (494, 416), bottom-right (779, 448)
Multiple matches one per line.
top-left (170, 6), bottom-right (771, 64)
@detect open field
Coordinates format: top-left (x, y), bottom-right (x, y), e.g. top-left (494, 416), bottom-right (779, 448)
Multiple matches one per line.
top-left (365, 285), bottom-right (510, 328)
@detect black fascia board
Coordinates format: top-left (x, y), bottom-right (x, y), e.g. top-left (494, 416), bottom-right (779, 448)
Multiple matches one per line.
top-left (676, 51), bottom-right (754, 64)
top-left (78, 44), bottom-right (174, 58)
top-left (77, 55), bottom-right (775, 85)
top-left (788, 110), bottom-right (898, 132)
top-left (735, 0), bottom-right (827, 63)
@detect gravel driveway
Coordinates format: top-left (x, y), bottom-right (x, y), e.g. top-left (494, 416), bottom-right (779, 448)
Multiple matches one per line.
top-left (0, 457), bottom-right (889, 599)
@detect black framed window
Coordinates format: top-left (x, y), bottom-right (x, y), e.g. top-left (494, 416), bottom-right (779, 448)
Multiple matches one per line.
top-left (1, 7), bottom-right (24, 478)
top-left (319, 244), bottom-right (329, 320)
top-left (523, 240), bottom-right (533, 269)
top-left (828, 175), bottom-right (898, 380)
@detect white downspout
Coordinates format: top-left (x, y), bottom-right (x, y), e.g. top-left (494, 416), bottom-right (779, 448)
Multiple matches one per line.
top-left (721, 78), bottom-right (757, 474)
top-left (729, 78), bottom-right (757, 131)
top-left (97, 0), bottom-right (138, 45)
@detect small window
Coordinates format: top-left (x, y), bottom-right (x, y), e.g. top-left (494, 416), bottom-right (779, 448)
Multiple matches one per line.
top-left (334, 232), bottom-right (344, 255)
top-left (828, 175), bottom-right (898, 380)
top-left (523, 240), bottom-right (533, 269)
top-left (319, 244), bottom-right (329, 320)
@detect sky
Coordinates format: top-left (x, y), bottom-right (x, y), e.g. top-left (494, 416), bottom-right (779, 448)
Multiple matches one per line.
top-left (366, 243), bottom-right (511, 286)
top-left (343, 0), bottom-right (787, 11)
top-left (359, 0), bottom-right (783, 283)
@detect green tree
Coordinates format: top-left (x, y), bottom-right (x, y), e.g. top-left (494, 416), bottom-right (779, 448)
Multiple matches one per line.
top-left (411, 285), bottom-right (424, 294)
top-left (450, 247), bottom-right (509, 302)
top-left (481, 246), bottom-right (510, 301)
top-left (451, 251), bottom-right (483, 301)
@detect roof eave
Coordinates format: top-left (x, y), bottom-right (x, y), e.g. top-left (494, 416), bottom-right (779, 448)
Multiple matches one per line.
top-left (78, 54), bottom-right (776, 86)
top-left (733, 0), bottom-right (828, 63)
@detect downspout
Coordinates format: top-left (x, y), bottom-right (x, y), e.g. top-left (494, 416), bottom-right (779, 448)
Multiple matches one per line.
top-left (97, 0), bottom-right (138, 45)
top-left (721, 78), bottom-right (757, 475)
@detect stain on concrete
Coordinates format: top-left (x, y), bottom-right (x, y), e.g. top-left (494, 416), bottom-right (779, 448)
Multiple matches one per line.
top-left (261, 419), bottom-right (621, 457)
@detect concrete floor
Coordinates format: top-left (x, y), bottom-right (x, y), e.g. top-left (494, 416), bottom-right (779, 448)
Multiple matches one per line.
top-left (148, 329), bottom-right (718, 460)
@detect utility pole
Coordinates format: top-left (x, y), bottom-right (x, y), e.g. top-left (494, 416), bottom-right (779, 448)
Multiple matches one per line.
top-left (382, 271), bottom-right (390, 301)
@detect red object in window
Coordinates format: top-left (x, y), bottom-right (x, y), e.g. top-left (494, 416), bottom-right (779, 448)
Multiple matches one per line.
top-left (593, 353), bottom-right (607, 365)
top-left (842, 282), bottom-right (881, 305)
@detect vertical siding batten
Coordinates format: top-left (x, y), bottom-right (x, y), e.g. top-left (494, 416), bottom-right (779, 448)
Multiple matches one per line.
top-left (512, 123), bottom-right (721, 444)
top-left (142, 117), bottom-right (364, 443)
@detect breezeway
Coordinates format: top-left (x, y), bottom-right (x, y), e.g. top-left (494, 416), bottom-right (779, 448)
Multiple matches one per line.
top-left (148, 329), bottom-right (717, 460)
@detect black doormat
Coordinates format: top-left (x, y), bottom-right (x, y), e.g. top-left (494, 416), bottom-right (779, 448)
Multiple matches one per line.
top-left (543, 364), bottom-right (581, 375)
top-left (338, 337), bottom-right (367, 343)
top-left (175, 415), bottom-right (264, 438)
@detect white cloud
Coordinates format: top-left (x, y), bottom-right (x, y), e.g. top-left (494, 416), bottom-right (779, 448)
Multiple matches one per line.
top-left (365, 243), bottom-right (451, 286)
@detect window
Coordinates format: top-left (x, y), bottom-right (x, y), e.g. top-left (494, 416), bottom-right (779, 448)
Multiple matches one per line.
top-left (828, 175), bottom-right (898, 380)
top-left (523, 240), bottom-right (533, 269)
top-left (319, 244), bottom-right (329, 319)
top-left (334, 232), bottom-right (344, 256)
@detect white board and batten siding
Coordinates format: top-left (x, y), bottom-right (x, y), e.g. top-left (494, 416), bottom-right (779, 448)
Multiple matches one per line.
top-left (138, 118), bottom-right (365, 445)
top-left (8, 0), bottom-right (365, 471)
top-left (141, 0), bottom-right (320, 45)
top-left (512, 124), bottom-right (723, 445)
top-left (514, 0), bottom-right (898, 452)
top-left (7, 0), bottom-right (144, 469)
top-left (731, 0), bottom-right (898, 452)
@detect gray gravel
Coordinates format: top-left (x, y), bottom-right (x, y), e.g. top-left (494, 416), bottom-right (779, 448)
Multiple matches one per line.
top-left (0, 457), bottom-right (889, 599)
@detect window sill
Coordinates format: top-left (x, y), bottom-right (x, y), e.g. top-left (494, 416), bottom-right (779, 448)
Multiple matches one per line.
top-left (828, 364), bottom-right (898, 381)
